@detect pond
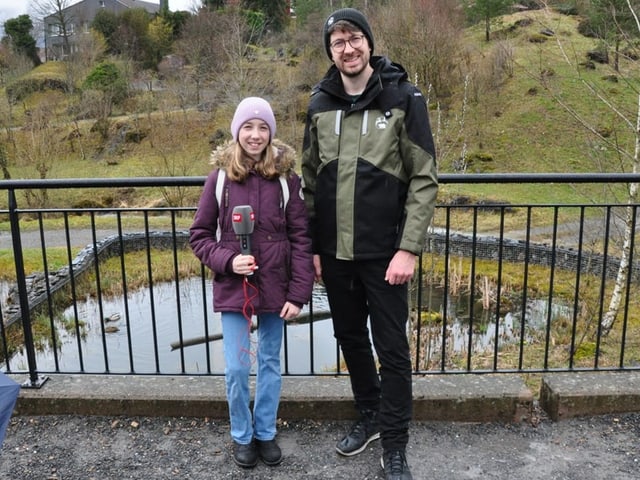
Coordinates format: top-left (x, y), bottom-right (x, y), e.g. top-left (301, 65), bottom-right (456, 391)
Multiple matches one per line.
top-left (6, 279), bottom-right (339, 375)
top-left (5, 279), bottom-right (572, 374)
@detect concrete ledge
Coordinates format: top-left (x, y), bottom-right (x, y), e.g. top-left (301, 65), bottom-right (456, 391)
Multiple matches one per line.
top-left (540, 371), bottom-right (640, 421)
top-left (412, 375), bottom-right (533, 423)
top-left (8, 373), bottom-right (533, 423)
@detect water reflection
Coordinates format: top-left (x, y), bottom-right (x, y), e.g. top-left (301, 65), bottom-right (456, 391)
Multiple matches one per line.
top-left (417, 288), bottom-right (573, 366)
top-left (8, 279), bottom-right (338, 375)
top-left (6, 279), bottom-right (571, 374)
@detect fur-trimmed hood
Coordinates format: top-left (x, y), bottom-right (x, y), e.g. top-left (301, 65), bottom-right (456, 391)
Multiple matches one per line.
top-left (209, 138), bottom-right (297, 176)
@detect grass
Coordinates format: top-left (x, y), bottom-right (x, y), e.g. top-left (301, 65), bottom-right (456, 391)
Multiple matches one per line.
top-left (413, 253), bottom-right (640, 373)
top-left (0, 247), bottom-right (72, 280)
top-left (2, 6), bottom-right (640, 381)
top-left (0, 211), bottom-right (195, 233)
top-left (452, 9), bottom-right (640, 182)
top-left (2, 10), bottom-right (638, 211)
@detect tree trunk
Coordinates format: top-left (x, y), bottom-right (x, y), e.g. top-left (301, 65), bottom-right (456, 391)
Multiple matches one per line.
top-left (601, 93), bottom-right (640, 334)
top-left (601, 1), bottom-right (640, 334)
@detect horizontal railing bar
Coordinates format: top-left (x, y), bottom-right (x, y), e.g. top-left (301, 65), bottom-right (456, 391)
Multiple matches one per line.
top-left (438, 172), bottom-right (640, 183)
top-left (2, 172), bottom-right (640, 190)
top-left (3, 203), bottom-right (640, 213)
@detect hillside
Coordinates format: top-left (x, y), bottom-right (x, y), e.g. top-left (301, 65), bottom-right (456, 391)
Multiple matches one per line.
top-left (0, 6), bottom-right (638, 210)
top-left (439, 8), bottom-right (639, 206)
top-left (459, 9), bottom-right (635, 173)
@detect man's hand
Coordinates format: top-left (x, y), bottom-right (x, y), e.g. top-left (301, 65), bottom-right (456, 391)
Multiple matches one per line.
top-left (385, 250), bottom-right (416, 285)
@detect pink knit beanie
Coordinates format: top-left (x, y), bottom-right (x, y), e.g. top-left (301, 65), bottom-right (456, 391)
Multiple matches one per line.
top-left (230, 97), bottom-right (276, 142)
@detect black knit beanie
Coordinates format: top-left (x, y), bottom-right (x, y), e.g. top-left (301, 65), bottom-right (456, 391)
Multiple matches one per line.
top-left (323, 8), bottom-right (374, 59)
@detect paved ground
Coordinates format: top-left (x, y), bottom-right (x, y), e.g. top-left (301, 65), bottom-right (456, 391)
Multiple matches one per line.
top-left (1, 411), bottom-right (639, 480)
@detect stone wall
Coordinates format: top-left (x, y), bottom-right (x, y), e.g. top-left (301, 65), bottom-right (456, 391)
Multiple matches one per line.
top-left (3, 230), bottom-right (638, 328)
top-left (427, 232), bottom-right (640, 282)
top-left (3, 231), bottom-right (190, 327)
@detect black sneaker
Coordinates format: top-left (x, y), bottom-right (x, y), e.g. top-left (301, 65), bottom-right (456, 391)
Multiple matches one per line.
top-left (335, 410), bottom-right (380, 456)
top-left (232, 440), bottom-right (258, 468)
top-left (380, 450), bottom-right (413, 480)
top-left (256, 439), bottom-right (283, 466)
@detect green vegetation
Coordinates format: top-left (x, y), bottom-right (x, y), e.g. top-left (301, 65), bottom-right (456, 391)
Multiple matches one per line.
top-left (2, 1), bottom-right (640, 376)
top-left (0, 4), bottom-right (636, 212)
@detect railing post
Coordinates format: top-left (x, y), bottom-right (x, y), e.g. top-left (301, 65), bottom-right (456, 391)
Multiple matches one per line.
top-left (8, 189), bottom-right (48, 388)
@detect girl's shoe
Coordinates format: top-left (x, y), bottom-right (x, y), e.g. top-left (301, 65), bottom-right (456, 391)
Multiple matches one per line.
top-left (256, 439), bottom-right (283, 466)
top-left (233, 440), bottom-right (258, 468)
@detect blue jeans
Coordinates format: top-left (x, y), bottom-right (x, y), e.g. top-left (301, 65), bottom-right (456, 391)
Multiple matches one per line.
top-left (221, 311), bottom-right (283, 445)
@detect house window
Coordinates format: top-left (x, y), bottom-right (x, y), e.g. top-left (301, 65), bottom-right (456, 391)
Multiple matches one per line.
top-left (99, 0), bottom-right (105, 6)
top-left (49, 24), bottom-right (62, 36)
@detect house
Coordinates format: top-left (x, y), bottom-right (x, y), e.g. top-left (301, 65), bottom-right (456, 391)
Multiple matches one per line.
top-left (44, 0), bottom-right (165, 61)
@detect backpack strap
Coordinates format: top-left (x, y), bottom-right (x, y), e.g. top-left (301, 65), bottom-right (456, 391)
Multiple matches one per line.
top-left (279, 176), bottom-right (290, 210)
top-left (215, 169), bottom-right (226, 208)
top-left (214, 169), bottom-right (226, 241)
top-left (213, 169), bottom-right (289, 239)
top-left (217, 169), bottom-right (288, 208)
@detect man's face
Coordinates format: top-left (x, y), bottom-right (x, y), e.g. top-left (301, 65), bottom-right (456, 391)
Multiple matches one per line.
top-left (328, 29), bottom-right (371, 78)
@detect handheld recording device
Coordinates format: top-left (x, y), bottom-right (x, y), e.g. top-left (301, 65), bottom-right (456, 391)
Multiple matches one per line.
top-left (232, 205), bottom-right (255, 255)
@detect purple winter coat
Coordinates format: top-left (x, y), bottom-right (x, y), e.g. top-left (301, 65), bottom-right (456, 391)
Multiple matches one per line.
top-left (189, 139), bottom-right (314, 314)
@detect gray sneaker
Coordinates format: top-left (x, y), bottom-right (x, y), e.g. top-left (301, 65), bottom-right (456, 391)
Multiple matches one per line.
top-left (380, 450), bottom-right (413, 480)
top-left (335, 410), bottom-right (380, 456)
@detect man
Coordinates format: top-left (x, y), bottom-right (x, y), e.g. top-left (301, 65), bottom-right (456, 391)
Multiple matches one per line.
top-left (301, 7), bottom-right (438, 480)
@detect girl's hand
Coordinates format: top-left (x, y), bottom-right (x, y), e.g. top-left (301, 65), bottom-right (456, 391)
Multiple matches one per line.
top-left (313, 255), bottom-right (322, 283)
top-left (232, 254), bottom-right (258, 275)
top-left (280, 302), bottom-right (301, 321)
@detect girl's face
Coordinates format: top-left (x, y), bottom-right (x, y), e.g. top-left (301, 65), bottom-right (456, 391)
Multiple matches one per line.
top-left (238, 119), bottom-right (270, 161)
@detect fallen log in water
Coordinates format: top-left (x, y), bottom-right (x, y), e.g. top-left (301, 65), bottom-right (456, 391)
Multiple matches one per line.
top-left (170, 310), bottom-right (332, 350)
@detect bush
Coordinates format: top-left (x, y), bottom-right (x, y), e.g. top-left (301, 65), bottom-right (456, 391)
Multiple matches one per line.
top-left (5, 77), bottom-right (69, 104)
top-left (83, 62), bottom-right (128, 105)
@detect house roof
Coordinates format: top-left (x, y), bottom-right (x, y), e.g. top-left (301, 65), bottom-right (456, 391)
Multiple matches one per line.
top-left (43, 0), bottom-right (161, 22)
top-left (115, 0), bottom-right (161, 13)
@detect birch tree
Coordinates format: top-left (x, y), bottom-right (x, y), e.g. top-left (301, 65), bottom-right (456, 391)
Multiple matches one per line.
top-left (600, 0), bottom-right (640, 334)
top-left (539, 0), bottom-right (640, 335)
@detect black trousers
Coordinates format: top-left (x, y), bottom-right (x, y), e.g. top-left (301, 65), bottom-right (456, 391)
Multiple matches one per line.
top-left (320, 255), bottom-right (412, 452)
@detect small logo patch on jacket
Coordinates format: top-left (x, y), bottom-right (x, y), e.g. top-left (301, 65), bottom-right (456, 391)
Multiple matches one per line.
top-left (375, 116), bottom-right (389, 130)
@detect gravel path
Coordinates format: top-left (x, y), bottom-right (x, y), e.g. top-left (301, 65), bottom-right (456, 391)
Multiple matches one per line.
top-left (1, 411), bottom-right (639, 479)
top-left (0, 229), bottom-right (136, 250)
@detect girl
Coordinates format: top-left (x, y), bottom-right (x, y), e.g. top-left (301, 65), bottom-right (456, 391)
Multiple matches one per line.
top-left (190, 97), bottom-right (314, 468)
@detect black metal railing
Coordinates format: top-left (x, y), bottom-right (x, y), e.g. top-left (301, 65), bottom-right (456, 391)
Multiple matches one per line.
top-left (2, 174), bottom-right (640, 388)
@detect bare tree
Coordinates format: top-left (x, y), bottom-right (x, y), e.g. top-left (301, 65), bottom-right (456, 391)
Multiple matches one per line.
top-left (216, 9), bottom-right (269, 104)
top-left (373, 0), bottom-right (465, 98)
top-left (600, 0), bottom-right (640, 334)
top-left (13, 97), bottom-right (69, 207)
top-left (173, 8), bottom-right (269, 110)
top-left (30, 0), bottom-right (75, 60)
top-left (535, 1), bottom-right (640, 335)
top-left (172, 10), bottom-right (230, 107)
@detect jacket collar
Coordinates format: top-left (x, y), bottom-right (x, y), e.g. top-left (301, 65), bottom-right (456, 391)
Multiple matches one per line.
top-left (314, 56), bottom-right (408, 109)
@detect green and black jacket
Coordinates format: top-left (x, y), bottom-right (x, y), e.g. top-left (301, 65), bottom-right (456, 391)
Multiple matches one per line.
top-left (301, 56), bottom-right (438, 260)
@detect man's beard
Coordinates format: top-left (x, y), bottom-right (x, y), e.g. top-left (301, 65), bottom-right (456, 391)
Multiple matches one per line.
top-left (341, 63), bottom-right (367, 78)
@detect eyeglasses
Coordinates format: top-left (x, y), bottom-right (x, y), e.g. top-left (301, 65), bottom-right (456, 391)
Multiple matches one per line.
top-left (329, 35), bottom-right (365, 53)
